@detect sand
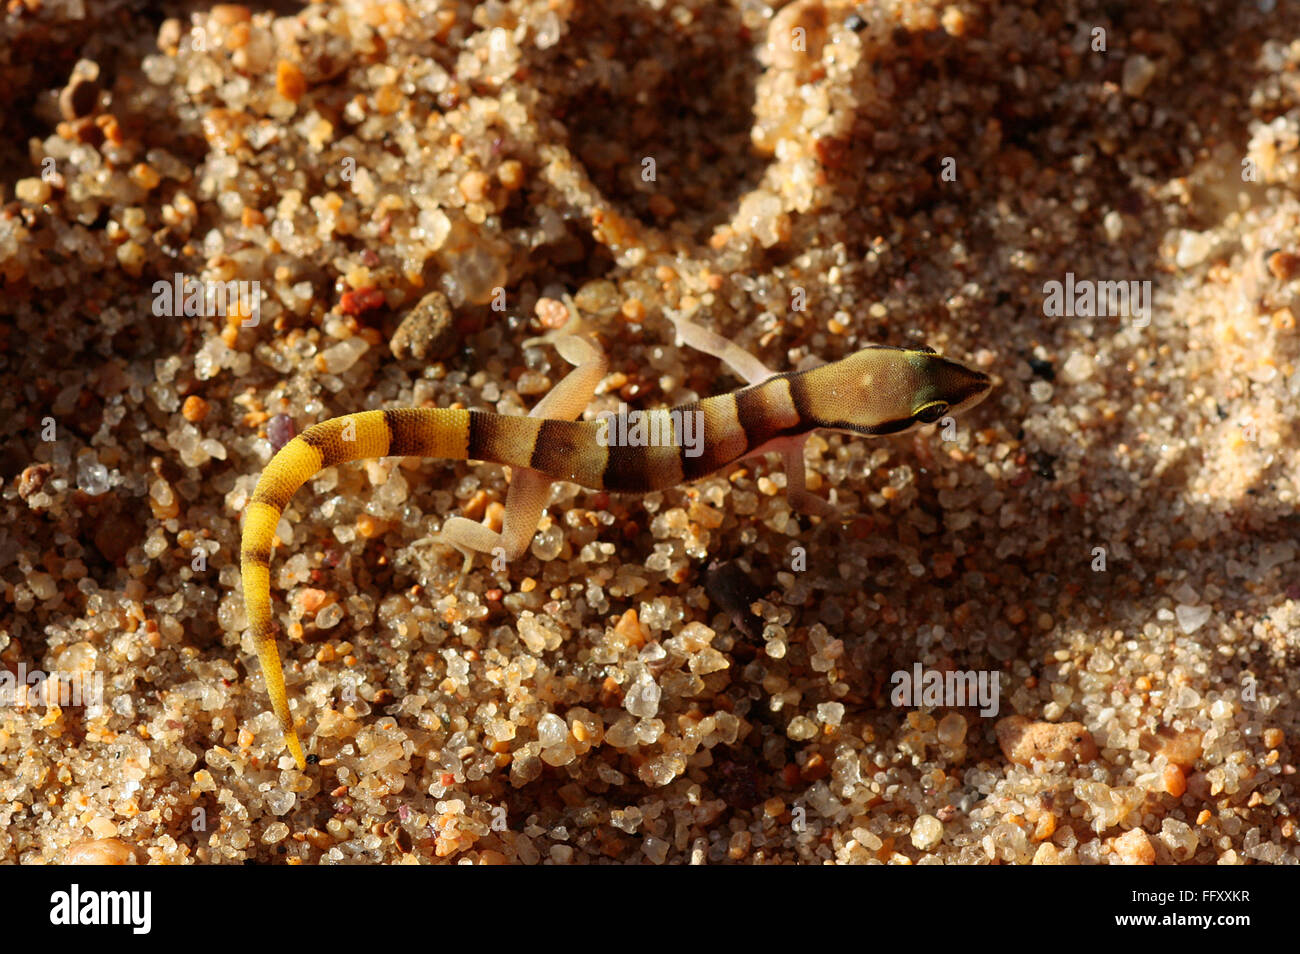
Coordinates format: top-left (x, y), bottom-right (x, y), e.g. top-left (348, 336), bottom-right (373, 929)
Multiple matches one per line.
top-left (0, 0), bottom-right (1296, 864)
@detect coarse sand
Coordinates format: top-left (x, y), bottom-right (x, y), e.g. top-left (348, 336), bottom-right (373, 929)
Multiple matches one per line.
top-left (0, 0), bottom-right (1297, 864)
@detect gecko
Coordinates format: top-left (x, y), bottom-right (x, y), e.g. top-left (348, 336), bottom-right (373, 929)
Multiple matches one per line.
top-left (239, 312), bottom-right (992, 769)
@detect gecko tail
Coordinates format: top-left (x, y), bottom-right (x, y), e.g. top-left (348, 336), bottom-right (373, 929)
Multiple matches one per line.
top-left (239, 407), bottom-right (472, 769)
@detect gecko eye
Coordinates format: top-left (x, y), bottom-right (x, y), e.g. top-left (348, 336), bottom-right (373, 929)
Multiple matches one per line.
top-left (913, 402), bottom-right (948, 424)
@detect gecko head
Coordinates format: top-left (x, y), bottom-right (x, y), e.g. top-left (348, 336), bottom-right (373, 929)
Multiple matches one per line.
top-left (801, 345), bottom-right (992, 436)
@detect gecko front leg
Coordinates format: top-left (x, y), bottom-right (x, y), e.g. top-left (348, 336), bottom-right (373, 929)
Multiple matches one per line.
top-left (780, 435), bottom-right (838, 518)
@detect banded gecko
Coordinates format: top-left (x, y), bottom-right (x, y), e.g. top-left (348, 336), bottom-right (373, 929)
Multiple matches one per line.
top-left (240, 314), bottom-right (991, 769)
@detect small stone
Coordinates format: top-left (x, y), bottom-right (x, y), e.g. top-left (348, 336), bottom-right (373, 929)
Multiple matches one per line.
top-left (1159, 819), bottom-right (1199, 860)
top-left (458, 170), bottom-right (490, 202)
top-left (786, 716), bottom-right (817, 741)
top-left (1266, 249), bottom-right (1300, 281)
top-left (29, 572), bottom-right (57, 600)
top-left (66, 838), bottom-right (136, 865)
top-left (1112, 828), bottom-right (1156, 865)
top-left (1103, 210), bottom-right (1123, 241)
top-left (277, 60), bottom-right (307, 102)
top-left (59, 78), bottom-right (100, 121)
top-left (182, 395), bottom-right (210, 422)
top-left (417, 208), bottom-right (451, 250)
top-left (1162, 764), bottom-right (1187, 798)
top-left (15, 178), bottom-right (51, 205)
top-left (1141, 727), bottom-right (1203, 769)
top-left (298, 588), bottom-right (330, 614)
top-left (625, 672), bottom-right (661, 719)
top-left (537, 713), bottom-right (567, 748)
top-left (130, 163), bottom-right (162, 191)
top-left (911, 814), bottom-right (944, 851)
top-left (209, 3), bottom-right (252, 24)
top-left (58, 641), bottom-right (98, 673)
top-left (265, 790), bottom-right (296, 816)
top-left (497, 160), bottom-right (525, 190)
top-left (17, 463), bottom-right (52, 500)
top-left (767, 0), bottom-right (828, 71)
top-left (534, 9), bottom-right (561, 48)
top-left (317, 336), bottom-right (369, 374)
top-left (642, 835), bottom-right (669, 864)
top-left (815, 701), bottom-right (844, 726)
top-left (995, 715), bottom-right (1098, 765)
top-left (339, 286), bottom-right (385, 316)
top-left (1031, 843), bottom-right (1061, 865)
top-left (534, 297), bottom-right (570, 330)
top-left (390, 291), bottom-right (457, 360)
top-left (1175, 230), bottom-right (1215, 269)
top-left (1175, 603), bottom-right (1211, 634)
top-left (937, 712), bottom-right (967, 746)
top-left (613, 609), bottom-right (648, 648)
top-left (76, 458), bottom-right (111, 495)
top-left (573, 279), bottom-right (620, 317)
top-left (316, 603), bottom-right (343, 629)
top-left (1121, 55), bottom-right (1157, 97)
top-left (268, 414), bottom-right (296, 452)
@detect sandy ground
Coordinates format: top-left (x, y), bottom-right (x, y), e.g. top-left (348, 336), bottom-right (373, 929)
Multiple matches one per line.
top-left (0, 0), bottom-right (1297, 864)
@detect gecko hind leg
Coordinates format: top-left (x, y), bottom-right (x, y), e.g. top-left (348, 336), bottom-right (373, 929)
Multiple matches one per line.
top-left (667, 311), bottom-right (776, 386)
top-left (433, 334), bottom-right (608, 572)
top-left (436, 468), bottom-right (553, 572)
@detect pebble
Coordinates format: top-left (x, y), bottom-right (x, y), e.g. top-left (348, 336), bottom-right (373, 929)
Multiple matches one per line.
top-left (390, 291), bottom-right (458, 360)
top-left (59, 78), bottom-right (100, 121)
top-left (1112, 828), bottom-right (1156, 865)
top-left (17, 463), bottom-right (52, 500)
top-left (76, 458), bottom-right (111, 495)
top-left (317, 336), bottom-right (369, 374)
top-left (911, 814), bottom-right (944, 851)
top-left (625, 672), bottom-right (661, 719)
top-left (267, 414), bottom-right (296, 452)
top-left (1122, 55), bottom-right (1157, 98)
top-left (767, 0), bottom-right (828, 71)
top-left (66, 838), bottom-right (136, 865)
top-left (1175, 603), bottom-right (1211, 634)
top-left (497, 160), bottom-right (525, 190)
top-left (937, 712), bottom-right (967, 746)
top-left (1144, 728), bottom-right (1203, 768)
top-left (537, 713), bottom-right (568, 748)
top-left (210, 3), bottom-right (251, 24)
top-left (181, 395), bottom-right (210, 422)
top-left (995, 716), bottom-right (1099, 766)
top-left (15, 178), bottom-right (52, 205)
top-left (534, 297), bottom-right (570, 330)
top-left (276, 60), bottom-right (307, 102)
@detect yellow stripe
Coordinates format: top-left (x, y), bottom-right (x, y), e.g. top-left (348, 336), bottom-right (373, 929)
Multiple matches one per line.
top-left (240, 407), bottom-right (481, 770)
top-left (242, 502), bottom-right (281, 554)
